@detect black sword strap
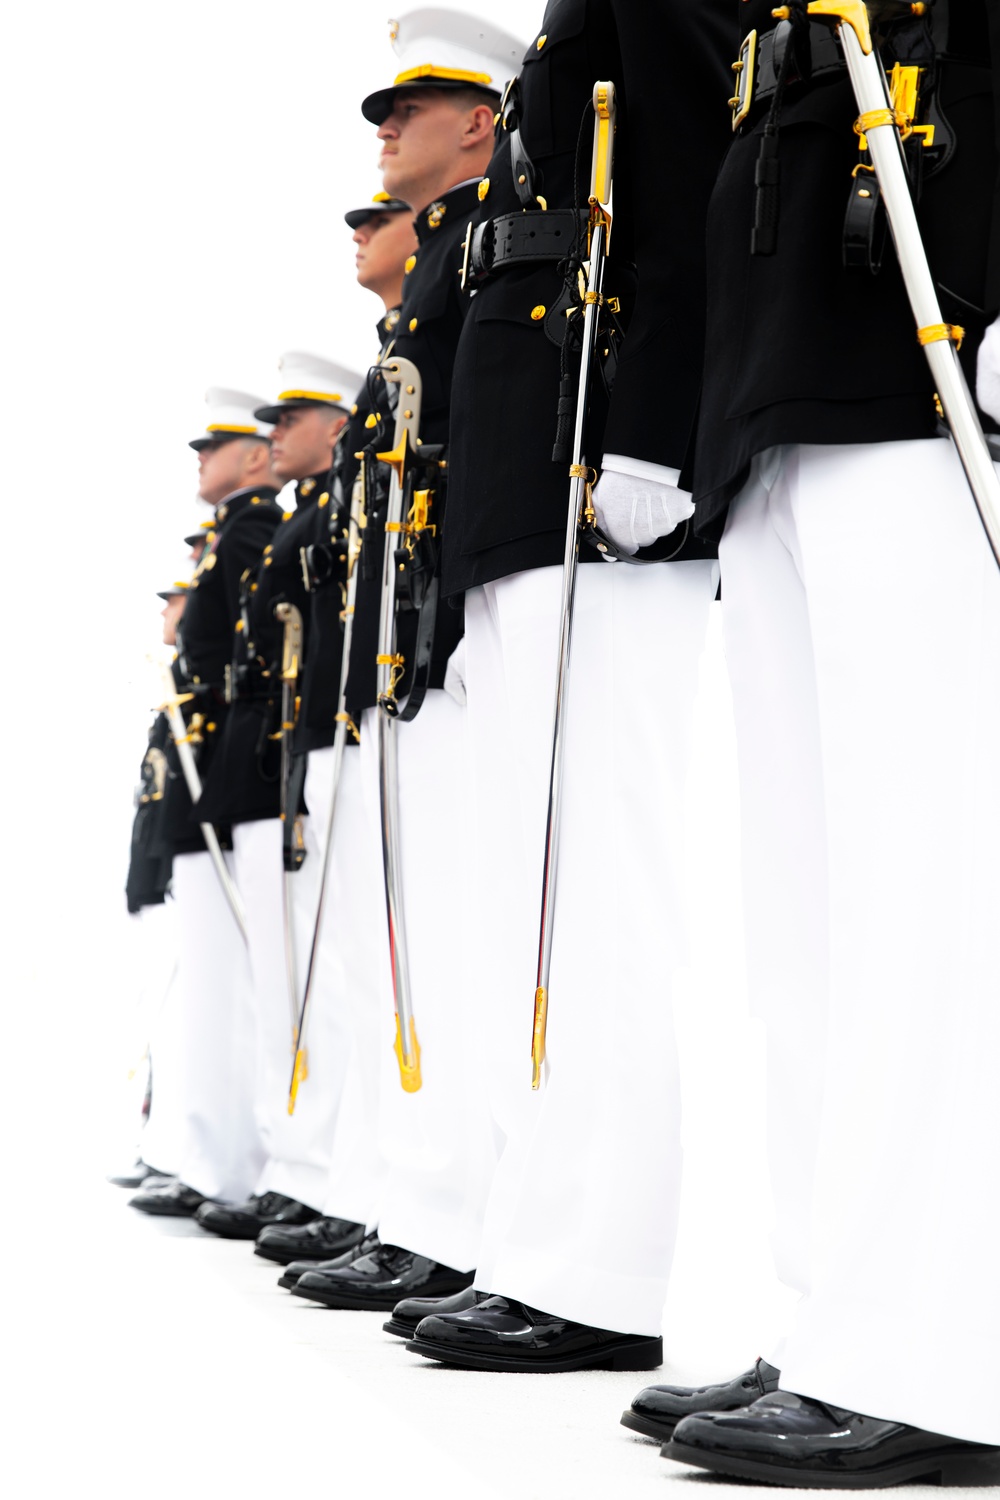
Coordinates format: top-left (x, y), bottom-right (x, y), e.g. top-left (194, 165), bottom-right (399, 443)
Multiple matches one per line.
top-left (503, 76), bottom-right (544, 209)
top-left (395, 570), bottom-right (439, 723)
top-left (282, 751), bottom-right (308, 872)
top-left (751, 1), bottom-right (811, 256)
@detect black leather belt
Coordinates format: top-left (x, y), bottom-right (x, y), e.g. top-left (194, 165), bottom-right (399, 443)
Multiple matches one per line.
top-left (465, 209), bottom-right (587, 289)
top-left (731, 20), bottom-right (846, 134)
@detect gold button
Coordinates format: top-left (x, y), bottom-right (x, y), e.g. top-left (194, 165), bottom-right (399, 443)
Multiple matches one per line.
top-left (282, 510), bottom-right (293, 520)
top-left (404, 254), bottom-right (417, 274)
top-left (263, 545), bottom-right (273, 555)
top-left (318, 493), bottom-right (330, 507)
top-left (536, 33), bottom-right (547, 49)
top-left (264, 557), bottom-right (273, 567)
top-left (478, 178), bottom-right (490, 202)
top-left (409, 317), bottom-right (418, 332)
top-left (350, 403), bottom-right (358, 415)
top-left (531, 305), bottom-right (546, 321)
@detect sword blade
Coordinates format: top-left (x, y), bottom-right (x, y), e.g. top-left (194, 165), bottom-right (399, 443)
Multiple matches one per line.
top-left (157, 661), bottom-right (247, 942)
top-left (288, 480), bottom-right (364, 1113)
top-left (532, 219), bottom-right (610, 1090)
top-left (835, 17), bottom-right (1000, 563)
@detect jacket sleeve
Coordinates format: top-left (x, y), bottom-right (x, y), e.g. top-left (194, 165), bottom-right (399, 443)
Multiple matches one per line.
top-left (601, 0), bottom-right (734, 471)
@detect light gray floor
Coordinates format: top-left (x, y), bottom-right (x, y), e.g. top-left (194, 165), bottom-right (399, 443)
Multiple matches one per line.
top-left (4, 1178), bottom-right (992, 1500)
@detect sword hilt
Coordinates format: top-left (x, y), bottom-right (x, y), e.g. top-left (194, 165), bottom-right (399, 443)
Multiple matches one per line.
top-left (393, 1015), bottom-right (422, 1093)
top-left (287, 1046), bottom-right (309, 1115)
top-left (531, 986), bottom-right (548, 1091)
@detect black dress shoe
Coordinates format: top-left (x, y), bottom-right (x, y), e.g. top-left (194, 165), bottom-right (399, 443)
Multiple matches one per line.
top-left (292, 1242), bottom-right (473, 1311)
top-left (407, 1295), bottom-right (663, 1372)
top-left (384, 1286), bottom-right (486, 1339)
top-left (255, 1215), bottom-right (365, 1266)
top-left (129, 1181), bottom-right (214, 1216)
top-left (277, 1232), bottom-right (381, 1290)
top-left (665, 1391), bottom-right (1000, 1488)
top-left (622, 1357), bottom-right (781, 1442)
top-left (195, 1192), bottom-right (320, 1240)
top-left (107, 1161), bottom-right (170, 1189)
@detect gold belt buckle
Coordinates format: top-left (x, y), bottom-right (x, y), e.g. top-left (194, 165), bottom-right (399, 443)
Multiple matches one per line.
top-left (729, 29), bottom-right (757, 131)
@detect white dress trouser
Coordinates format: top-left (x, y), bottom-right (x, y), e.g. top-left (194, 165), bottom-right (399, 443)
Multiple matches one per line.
top-left (720, 440), bottom-right (1000, 1445)
top-left (361, 693), bottom-right (497, 1270)
top-left (231, 815), bottom-right (350, 1209)
top-left (134, 901), bottom-right (183, 1176)
top-left (465, 560), bottom-right (717, 1336)
top-left (168, 850), bottom-right (263, 1201)
top-left (304, 745), bottom-right (386, 1229)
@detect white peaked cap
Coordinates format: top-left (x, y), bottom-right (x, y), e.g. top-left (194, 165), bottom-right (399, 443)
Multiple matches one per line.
top-left (361, 9), bottom-right (528, 123)
top-left (254, 352), bottom-right (367, 423)
top-left (188, 387), bottom-right (273, 451)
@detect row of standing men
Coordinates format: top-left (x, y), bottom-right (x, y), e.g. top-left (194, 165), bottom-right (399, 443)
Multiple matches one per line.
top-left (117, 3), bottom-right (1000, 1488)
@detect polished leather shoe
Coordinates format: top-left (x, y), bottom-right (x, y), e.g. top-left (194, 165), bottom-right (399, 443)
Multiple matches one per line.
top-left (107, 1160), bottom-right (170, 1189)
top-left (665, 1391), bottom-right (1000, 1488)
top-left (129, 1181), bottom-right (214, 1216)
top-left (195, 1192), bottom-right (320, 1240)
top-left (292, 1242), bottom-right (473, 1311)
top-left (383, 1286), bottom-right (486, 1339)
top-left (255, 1215), bottom-right (365, 1266)
top-left (622, 1357), bottom-right (781, 1442)
top-left (277, 1232), bottom-right (380, 1290)
top-left (407, 1295), bottom-right (663, 1372)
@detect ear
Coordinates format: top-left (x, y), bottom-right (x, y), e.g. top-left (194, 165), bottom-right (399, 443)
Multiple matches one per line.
top-left (461, 103), bottom-right (496, 150)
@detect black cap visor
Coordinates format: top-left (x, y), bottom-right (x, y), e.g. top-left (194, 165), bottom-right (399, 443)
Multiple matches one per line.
top-left (344, 197), bottom-right (411, 229)
top-left (361, 77), bottom-right (498, 126)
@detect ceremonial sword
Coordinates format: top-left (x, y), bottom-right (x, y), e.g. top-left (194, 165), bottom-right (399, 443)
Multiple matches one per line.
top-left (274, 602), bottom-right (306, 1046)
top-left (155, 659), bottom-right (248, 942)
top-left (530, 81), bottom-right (618, 1089)
top-left (797, 0), bottom-right (1000, 563)
top-left (287, 461), bottom-right (366, 1114)
top-left (375, 357), bottom-right (427, 1093)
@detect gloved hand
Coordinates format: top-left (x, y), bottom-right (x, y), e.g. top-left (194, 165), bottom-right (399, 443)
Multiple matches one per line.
top-left (592, 454), bottom-right (695, 556)
top-left (976, 314), bottom-right (1000, 425)
top-left (443, 637), bottom-right (467, 707)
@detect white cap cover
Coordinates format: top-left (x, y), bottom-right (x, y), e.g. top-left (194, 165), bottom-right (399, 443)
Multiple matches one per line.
top-left (189, 387), bottom-right (274, 451)
top-left (361, 9), bottom-right (527, 123)
top-left (254, 352), bottom-right (367, 422)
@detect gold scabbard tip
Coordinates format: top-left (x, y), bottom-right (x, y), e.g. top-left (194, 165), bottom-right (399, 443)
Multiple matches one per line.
top-left (394, 1017), bottom-right (422, 1093)
top-left (531, 985), bottom-right (548, 1089)
top-left (287, 1047), bottom-right (309, 1114)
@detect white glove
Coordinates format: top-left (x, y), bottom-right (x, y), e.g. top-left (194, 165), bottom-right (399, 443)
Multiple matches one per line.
top-left (592, 454), bottom-right (695, 556)
top-left (443, 637), bottom-right (467, 707)
top-left (976, 315), bottom-right (1000, 425)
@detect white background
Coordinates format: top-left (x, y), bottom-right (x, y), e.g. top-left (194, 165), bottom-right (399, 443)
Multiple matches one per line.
top-left (0, 5), bottom-right (795, 1494)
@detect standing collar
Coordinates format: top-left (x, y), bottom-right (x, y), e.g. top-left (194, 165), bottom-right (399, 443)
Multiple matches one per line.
top-left (414, 179), bottom-right (483, 243)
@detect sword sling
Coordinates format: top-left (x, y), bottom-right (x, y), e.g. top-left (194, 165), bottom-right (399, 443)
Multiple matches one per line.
top-left (802, 1), bottom-right (1000, 564)
top-left (287, 464), bottom-right (365, 1113)
top-left (274, 602), bottom-right (305, 1045)
top-left (531, 81), bottom-right (618, 1089)
top-left (374, 356), bottom-right (426, 1093)
top-left (156, 660), bottom-right (248, 942)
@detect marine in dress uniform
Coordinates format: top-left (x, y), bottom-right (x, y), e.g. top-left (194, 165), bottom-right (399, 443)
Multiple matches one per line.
top-left (398, 0), bottom-right (733, 1373)
top-left (115, 582), bottom-right (190, 1191)
top-left (131, 391), bottom-right (280, 1215)
top-left (262, 197), bottom-right (422, 1273)
top-left (289, 12), bottom-right (525, 1316)
top-left (194, 355), bottom-right (367, 1243)
top-left (649, 1), bottom-right (1000, 1485)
